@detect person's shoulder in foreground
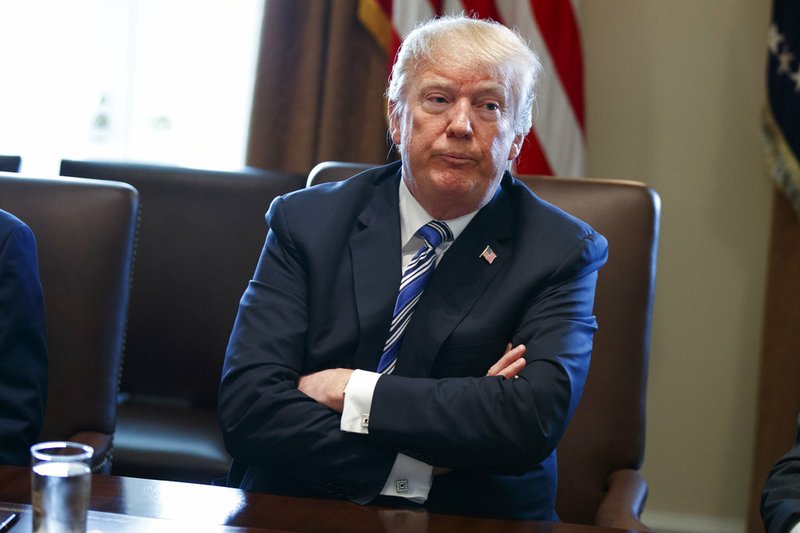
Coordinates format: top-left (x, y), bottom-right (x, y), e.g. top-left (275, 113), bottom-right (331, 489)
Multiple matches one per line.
top-left (0, 209), bottom-right (48, 467)
top-left (762, 415), bottom-right (800, 533)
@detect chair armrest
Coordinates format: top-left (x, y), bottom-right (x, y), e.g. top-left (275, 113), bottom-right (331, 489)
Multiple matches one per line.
top-left (595, 468), bottom-right (653, 532)
top-left (69, 431), bottom-right (113, 474)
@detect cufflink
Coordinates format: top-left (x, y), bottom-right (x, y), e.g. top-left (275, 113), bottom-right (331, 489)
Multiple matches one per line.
top-left (360, 414), bottom-right (369, 428)
top-left (396, 479), bottom-right (408, 493)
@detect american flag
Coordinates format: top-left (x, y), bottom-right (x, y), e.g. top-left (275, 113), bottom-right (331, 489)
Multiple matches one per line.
top-left (358, 0), bottom-right (585, 177)
top-left (480, 245), bottom-right (497, 264)
top-left (764, 0), bottom-right (800, 216)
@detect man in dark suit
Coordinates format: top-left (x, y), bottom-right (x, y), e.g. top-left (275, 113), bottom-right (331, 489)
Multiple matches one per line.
top-left (762, 416), bottom-right (800, 533)
top-left (219, 15), bottom-right (607, 520)
top-left (0, 209), bottom-right (47, 466)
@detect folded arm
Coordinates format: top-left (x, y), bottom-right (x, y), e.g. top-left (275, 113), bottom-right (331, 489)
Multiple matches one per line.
top-left (298, 343), bottom-right (528, 412)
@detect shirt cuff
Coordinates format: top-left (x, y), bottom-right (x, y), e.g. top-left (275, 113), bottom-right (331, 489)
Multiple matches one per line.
top-left (791, 521), bottom-right (800, 533)
top-left (380, 453), bottom-right (433, 503)
top-left (341, 369), bottom-right (381, 434)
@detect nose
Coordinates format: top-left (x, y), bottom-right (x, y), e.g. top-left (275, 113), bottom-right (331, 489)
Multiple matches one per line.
top-left (446, 99), bottom-right (473, 139)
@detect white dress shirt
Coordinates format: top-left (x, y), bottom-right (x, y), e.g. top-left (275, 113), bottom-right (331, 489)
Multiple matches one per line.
top-left (340, 177), bottom-right (476, 502)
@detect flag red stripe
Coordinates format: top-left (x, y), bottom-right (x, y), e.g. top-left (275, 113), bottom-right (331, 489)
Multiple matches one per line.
top-left (528, 0), bottom-right (585, 130)
top-left (389, 30), bottom-right (401, 65)
top-left (515, 129), bottom-right (554, 176)
top-left (460, 0), bottom-right (503, 22)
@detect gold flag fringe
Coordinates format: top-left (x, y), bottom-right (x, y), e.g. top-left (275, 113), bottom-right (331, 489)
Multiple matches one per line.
top-left (762, 103), bottom-right (800, 219)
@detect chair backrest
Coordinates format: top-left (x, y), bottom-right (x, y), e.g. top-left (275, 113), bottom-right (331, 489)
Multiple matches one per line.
top-left (307, 161), bottom-right (374, 187)
top-left (515, 174), bottom-right (659, 524)
top-left (0, 156), bottom-right (21, 172)
top-left (59, 160), bottom-right (307, 407)
top-left (0, 172), bottom-right (139, 471)
top-left (307, 162), bottom-right (660, 524)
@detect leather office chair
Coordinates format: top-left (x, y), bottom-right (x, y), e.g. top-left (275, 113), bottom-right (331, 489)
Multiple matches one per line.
top-left (59, 160), bottom-right (307, 484)
top-left (0, 156), bottom-right (21, 172)
top-left (0, 172), bottom-right (139, 473)
top-left (307, 162), bottom-right (660, 531)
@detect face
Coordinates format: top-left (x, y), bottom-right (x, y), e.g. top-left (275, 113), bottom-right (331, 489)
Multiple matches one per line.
top-left (390, 64), bottom-right (524, 220)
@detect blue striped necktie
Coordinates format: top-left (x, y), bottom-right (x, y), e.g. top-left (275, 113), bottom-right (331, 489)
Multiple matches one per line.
top-left (377, 220), bottom-right (453, 374)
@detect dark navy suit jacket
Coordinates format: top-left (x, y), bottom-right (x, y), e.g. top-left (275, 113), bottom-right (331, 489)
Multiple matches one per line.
top-left (0, 209), bottom-right (47, 466)
top-left (219, 162), bottom-right (608, 520)
top-left (762, 415), bottom-right (800, 533)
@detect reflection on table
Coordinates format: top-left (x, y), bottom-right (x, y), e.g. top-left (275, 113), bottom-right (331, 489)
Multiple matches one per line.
top-left (0, 465), bottom-right (639, 532)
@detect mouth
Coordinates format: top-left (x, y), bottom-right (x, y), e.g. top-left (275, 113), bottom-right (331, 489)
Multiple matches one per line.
top-left (436, 152), bottom-right (474, 165)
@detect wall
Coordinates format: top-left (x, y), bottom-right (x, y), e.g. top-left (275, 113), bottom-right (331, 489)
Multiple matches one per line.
top-left (580, 1), bottom-right (772, 531)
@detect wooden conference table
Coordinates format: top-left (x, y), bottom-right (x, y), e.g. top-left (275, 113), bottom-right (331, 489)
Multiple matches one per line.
top-left (0, 465), bottom-right (637, 532)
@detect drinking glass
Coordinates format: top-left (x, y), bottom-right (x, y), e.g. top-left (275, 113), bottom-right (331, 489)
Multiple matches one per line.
top-left (30, 441), bottom-right (93, 533)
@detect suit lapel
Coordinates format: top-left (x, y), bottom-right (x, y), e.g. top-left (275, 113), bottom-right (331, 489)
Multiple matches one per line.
top-left (394, 175), bottom-right (517, 377)
top-left (350, 169), bottom-right (403, 371)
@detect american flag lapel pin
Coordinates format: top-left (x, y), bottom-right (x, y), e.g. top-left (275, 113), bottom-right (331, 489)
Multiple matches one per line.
top-left (480, 245), bottom-right (497, 264)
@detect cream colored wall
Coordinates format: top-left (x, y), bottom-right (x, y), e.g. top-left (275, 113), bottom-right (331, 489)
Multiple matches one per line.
top-left (580, 1), bottom-right (772, 531)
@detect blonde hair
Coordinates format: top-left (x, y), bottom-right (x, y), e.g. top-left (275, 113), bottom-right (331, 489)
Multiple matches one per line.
top-left (386, 15), bottom-right (542, 136)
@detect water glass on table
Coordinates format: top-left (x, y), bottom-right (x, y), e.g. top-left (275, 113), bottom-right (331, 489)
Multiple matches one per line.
top-left (30, 442), bottom-right (93, 533)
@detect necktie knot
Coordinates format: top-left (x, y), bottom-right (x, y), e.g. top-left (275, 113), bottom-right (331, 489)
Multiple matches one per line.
top-left (417, 220), bottom-right (453, 249)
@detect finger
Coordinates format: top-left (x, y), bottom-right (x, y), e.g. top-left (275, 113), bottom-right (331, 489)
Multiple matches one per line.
top-left (487, 344), bottom-right (525, 376)
top-left (487, 344), bottom-right (526, 376)
top-left (497, 357), bottom-right (526, 380)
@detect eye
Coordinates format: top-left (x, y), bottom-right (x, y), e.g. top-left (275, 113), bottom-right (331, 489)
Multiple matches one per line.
top-left (483, 102), bottom-right (500, 112)
top-left (428, 95), bottom-right (448, 104)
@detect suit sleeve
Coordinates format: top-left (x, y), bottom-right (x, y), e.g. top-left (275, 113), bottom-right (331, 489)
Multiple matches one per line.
top-left (762, 416), bottom-right (800, 533)
top-left (0, 222), bottom-right (48, 466)
top-left (368, 231), bottom-right (608, 473)
top-left (218, 197), bottom-right (395, 503)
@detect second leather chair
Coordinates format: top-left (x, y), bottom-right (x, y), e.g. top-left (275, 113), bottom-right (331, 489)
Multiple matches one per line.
top-left (60, 160), bottom-right (306, 483)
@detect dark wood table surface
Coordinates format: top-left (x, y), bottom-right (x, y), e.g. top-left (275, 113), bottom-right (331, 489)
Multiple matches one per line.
top-left (0, 465), bottom-right (636, 532)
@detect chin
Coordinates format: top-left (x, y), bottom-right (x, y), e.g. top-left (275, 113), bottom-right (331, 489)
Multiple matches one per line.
top-left (433, 171), bottom-right (485, 195)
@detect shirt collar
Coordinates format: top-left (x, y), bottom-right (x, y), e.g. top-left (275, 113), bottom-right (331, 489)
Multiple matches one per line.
top-left (398, 177), bottom-right (478, 250)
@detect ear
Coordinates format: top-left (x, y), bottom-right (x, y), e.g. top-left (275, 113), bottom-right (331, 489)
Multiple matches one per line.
top-left (388, 101), bottom-right (402, 145)
top-left (507, 132), bottom-right (525, 161)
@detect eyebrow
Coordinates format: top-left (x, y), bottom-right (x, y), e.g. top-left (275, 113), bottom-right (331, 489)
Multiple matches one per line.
top-left (417, 78), bottom-right (507, 100)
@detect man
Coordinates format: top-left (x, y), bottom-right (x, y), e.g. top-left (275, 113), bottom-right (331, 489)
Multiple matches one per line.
top-left (219, 15), bottom-right (607, 520)
top-left (762, 415), bottom-right (800, 533)
top-left (0, 209), bottom-right (47, 466)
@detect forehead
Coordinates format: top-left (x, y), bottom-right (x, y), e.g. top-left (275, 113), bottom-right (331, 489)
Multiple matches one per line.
top-left (412, 64), bottom-right (508, 96)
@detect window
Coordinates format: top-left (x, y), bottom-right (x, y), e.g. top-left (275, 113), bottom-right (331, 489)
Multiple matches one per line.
top-left (0, 0), bottom-right (264, 175)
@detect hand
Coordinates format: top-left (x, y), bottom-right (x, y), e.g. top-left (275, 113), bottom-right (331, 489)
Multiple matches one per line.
top-left (486, 343), bottom-right (526, 379)
top-left (297, 368), bottom-right (354, 413)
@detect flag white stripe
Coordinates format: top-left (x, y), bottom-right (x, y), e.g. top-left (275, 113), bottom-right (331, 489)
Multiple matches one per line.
top-left (393, 0), bottom-right (436, 38)
top-left (442, 0), bottom-right (464, 15)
